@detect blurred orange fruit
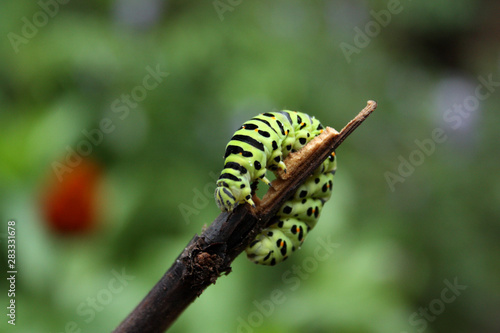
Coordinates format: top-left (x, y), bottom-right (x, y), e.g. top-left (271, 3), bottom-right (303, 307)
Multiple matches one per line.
top-left (40, 157), bottom-right (103, 234)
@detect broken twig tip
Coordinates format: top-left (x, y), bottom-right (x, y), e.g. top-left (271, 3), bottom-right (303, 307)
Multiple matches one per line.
top-left (363, 100), bottom-right (377, 116)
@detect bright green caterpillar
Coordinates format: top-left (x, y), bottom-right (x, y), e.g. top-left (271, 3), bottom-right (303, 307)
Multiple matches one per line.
top-left (215, 111), bottom-right (336, 265)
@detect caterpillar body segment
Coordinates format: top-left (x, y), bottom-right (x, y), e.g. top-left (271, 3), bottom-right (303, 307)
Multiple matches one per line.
top-left (246, 159), bottom-right (336, 266)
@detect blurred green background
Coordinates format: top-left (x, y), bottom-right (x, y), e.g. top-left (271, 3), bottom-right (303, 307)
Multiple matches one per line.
top-left (1, 1), bottom-right (499, 332)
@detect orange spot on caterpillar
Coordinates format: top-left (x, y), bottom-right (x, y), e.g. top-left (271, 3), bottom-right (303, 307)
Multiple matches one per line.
top-left (255, 129), bottom-right (259, 132)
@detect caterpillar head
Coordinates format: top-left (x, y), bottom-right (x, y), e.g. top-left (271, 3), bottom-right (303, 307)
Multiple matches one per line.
top-left (215, 179), bottom-right (254, 212)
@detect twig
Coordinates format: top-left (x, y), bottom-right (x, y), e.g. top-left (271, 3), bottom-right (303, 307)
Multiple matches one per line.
top-left (113, 100), bottom-right (377, 333)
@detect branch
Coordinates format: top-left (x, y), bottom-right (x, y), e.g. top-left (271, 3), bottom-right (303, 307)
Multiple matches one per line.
top-left (113, 100), bottom-right (377, 333)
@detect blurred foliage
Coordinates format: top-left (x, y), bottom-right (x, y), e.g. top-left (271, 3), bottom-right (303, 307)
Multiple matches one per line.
top-left (1, 0), bottom-right (499, 332)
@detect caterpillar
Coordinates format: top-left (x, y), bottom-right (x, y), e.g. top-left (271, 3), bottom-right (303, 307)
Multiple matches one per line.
top-left (215, 111), bottom-right (336, 265)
